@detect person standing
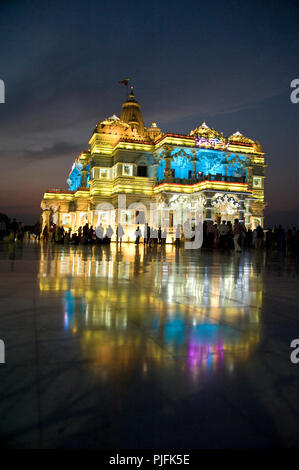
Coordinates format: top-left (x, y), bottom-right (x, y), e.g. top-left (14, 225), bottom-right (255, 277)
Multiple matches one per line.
top-left (106, 225), bottom-right (113, 244)
top-left (207, 221), bottom-right (215, 250)
top-left (116, 223), bottom-right (124, 244)
top-left (135, 226), bottom-right (141, 244)
top-left (256, 224), bottom-right (264, 250)
top-left (11, 218), bottom-right (18, 240)
top-left (78, 226), bottom-right (82, 242)
top-left (65, 228), bottom-right (71, 244)
top-left (246, 228), bottom-right (252, 249)
top-left (175, 224), bottom-right (181, 247)
top-left (0, 218), bottom-right (6, 240)
top-left (95, 223), bottom-right (103, 243)
top-left (148, 226), bottom-right (153, 246)
top-left (213, 223), bottom-right (219, 249)
top-left (158, 226), bottom-right (162, 245)
top-left (82, 223), bottom-right (89, 243)
top-left (252, 227), bottom-right (257, 248)
top-left (43, 224), bottom-right (49, 242)
top-left (143, 223), bottom-right (148, 244)
top-left (240, 223), bottom-right (246, 249)
top-left (233, 219), bottom-right (242, 252)
top-left (18, 222), bottom-right (25, 241)
top-left (219, 220), bottom-right (229, 250)
top-left (162, 228), bottom-right (167, 244)
top-left (88, 225), bottom-right (95, 243)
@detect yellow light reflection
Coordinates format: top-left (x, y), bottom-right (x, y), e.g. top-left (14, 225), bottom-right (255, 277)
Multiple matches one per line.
top-left (38, 244), bottom-right (263, 378)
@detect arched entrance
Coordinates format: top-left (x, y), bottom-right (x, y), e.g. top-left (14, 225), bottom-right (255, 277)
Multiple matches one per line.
top-left (211, 194), bottom-right (240, 223)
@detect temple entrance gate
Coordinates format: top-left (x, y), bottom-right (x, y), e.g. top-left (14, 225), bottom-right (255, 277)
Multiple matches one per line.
top-left (211, 193), bottom-right (240, 223)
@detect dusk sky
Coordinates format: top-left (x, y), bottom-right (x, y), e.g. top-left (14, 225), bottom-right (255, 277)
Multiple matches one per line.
top-left (0, 0), bottom-right (298, 225)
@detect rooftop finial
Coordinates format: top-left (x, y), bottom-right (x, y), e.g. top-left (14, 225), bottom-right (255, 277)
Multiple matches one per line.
top-left (129, 85), bottom-right (135, 100)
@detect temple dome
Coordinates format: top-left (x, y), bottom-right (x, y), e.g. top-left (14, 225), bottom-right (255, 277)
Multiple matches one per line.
top-left (120, 87), bottom-right (146, 137)
top-left (147, 122), bottom-right (163, 141)
top-left (94, 115), bottom-right (130, 136)
top-left (190, 121), bottom-right (221, 139)
top-left (228, 131), bottom-right (254, 144)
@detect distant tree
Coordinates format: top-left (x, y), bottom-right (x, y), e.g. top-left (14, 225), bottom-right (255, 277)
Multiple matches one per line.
top-left (0, 213), bottom-right (10, 226)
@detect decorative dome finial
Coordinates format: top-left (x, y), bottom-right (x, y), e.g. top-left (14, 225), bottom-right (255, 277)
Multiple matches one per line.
top-left (129, 85), bottom-right (135, 100)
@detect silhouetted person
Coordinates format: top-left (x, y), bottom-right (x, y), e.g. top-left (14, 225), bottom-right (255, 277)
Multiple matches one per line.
top-left (106, 225), bottom-right (113, 244)
top-left (116, 223), bottom-right (124, 244)
top-left (175, 224), bottom-right (181, 247)
top-left (0, 218), bottom-right (6, 240)
top-left (11, 218), bottom-right (18, 240)
top-left (43, 225), bottom-right (49, 242)
top-left (158, 226), bottom-right (162, 244)
top-left (135, 226), bottom-right (141, 244)
top-left (233, 218), bottom-right (242, 252)
top-left (256, 225), bottom-right (264, 250)
top-left (219, 220), bottom-right (229, 250)
top-left (96, 223), bottom-right (104, 243)
top-left (207, 221), bottom-right (215, 250)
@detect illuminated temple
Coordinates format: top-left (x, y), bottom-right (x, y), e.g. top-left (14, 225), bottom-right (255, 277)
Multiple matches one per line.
top-left (41, 87), bottom-right (267, 239)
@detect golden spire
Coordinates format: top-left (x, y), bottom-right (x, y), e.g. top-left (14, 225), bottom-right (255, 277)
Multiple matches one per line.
top-left (120, 86), bottom-right (146, 137)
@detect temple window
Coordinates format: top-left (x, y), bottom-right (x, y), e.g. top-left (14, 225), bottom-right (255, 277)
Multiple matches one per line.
top-left (137, 165), bottom-right (148, 177)
top-left (122, 164), bottom-right (133, 176)
top-left (100, 168), bottom-right (110, 179)
top-left (253, 177), bottom-right (262, 188)
top-left (62, 214), bottom-right (72, 227)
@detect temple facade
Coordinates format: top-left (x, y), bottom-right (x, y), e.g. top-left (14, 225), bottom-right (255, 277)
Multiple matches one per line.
top-left (41, 87), bottom-right (267, 241)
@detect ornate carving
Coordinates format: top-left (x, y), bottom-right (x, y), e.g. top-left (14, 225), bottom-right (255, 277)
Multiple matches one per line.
top-left (190, 121), bottom-right (222, 139)
top-left (212, 194), bottom-right (240, 215)
top-left (228, 131), bottom-right (254, 144)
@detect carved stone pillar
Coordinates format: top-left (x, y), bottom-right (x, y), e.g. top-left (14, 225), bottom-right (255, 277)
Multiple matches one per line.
top-left (238, 199), bottom-right (245, 224)
top-left (162, 146), bottom-right (172, 182)
top-left (205, 193), bottom-right (213, 221)
top-left (151, 163), bottom-right (158, 178)
top-left (244, 199), bottom-right (251, 228)
top-left (81, 164), bottom-right (88, 188)
top-left (164, 156), bottom-right (172, 181)
top-left (56, 208), bottom-right (61, 226)
top-left (191, 160), bottom-right (196, 179)
top-left (42, 209), bottom-right (50, 230)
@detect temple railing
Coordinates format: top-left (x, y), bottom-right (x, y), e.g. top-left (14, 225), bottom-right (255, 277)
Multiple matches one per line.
top-left (157, 174), bottom-right (246, 185)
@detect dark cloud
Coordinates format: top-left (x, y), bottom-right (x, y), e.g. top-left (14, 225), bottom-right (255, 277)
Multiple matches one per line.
top-left (22, 141), bottom-right (84, 161)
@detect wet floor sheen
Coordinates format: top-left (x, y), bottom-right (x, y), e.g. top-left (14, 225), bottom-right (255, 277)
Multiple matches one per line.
top-left (0, 241), bottom-right (299, 448)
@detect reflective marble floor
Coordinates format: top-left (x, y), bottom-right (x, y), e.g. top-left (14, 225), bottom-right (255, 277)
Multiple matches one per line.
top-left (0, 241), bottom-right (299, 448)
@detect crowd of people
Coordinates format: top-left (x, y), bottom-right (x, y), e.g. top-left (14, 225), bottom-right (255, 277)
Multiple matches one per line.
top-left (2, 215), bottom-right (299, 255)
top-left (201, 220), bottom-right (299, 253)
top-left (38, 219), bottom-right (299, 255)
top-left (41, 222), bottom-right (168, 246)
top-left (203, 219), bottom-right (263, 251)
top-left (6, 218), bottom-right (27, 241)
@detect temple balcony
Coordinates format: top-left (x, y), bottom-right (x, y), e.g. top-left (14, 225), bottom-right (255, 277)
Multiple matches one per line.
top-left (157, 174), bottom-right (247, 185)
